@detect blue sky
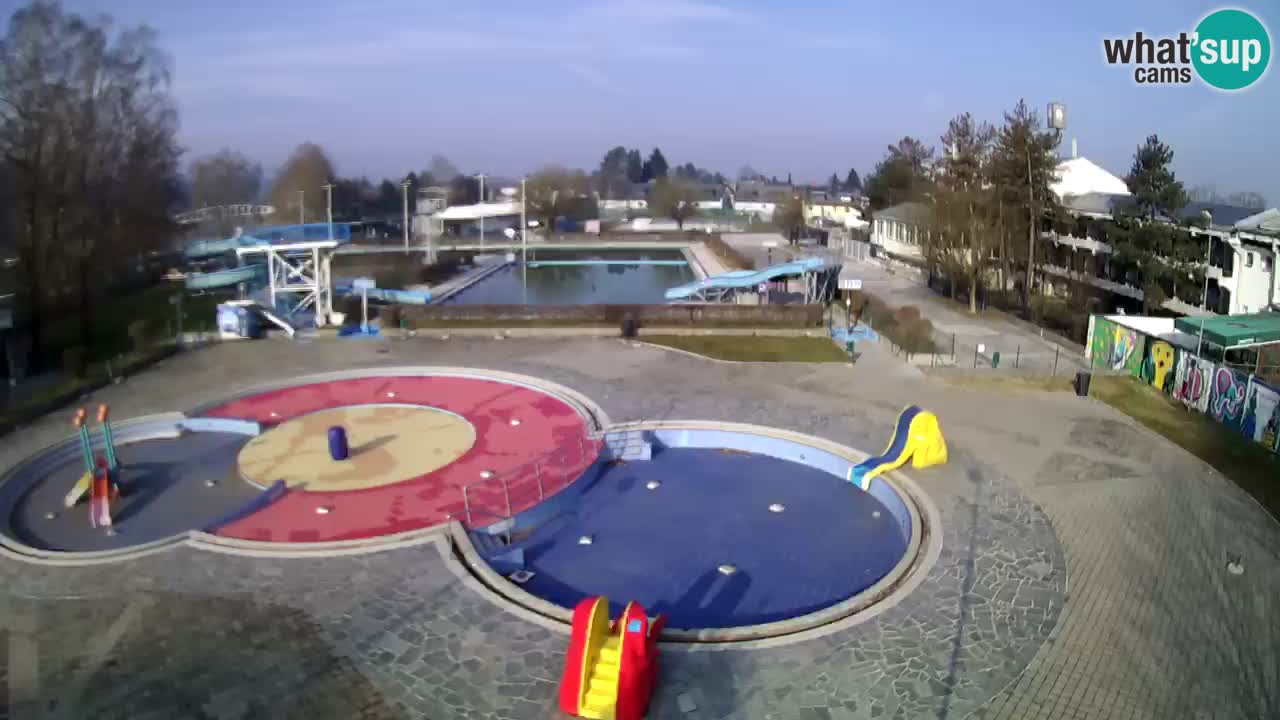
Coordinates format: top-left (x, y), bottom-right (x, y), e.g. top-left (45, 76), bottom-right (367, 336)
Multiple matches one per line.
top-left (16, 0), bottom-right (1280, 201)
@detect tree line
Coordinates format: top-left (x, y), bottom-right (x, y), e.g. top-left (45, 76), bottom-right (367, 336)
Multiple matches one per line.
top-left (1, 1), bottom-right (183, 367)
top-left (860, 99), bottom-right (1262, 319)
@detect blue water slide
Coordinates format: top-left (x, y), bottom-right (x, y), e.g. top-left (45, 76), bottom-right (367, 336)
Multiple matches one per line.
top-left (333, 284), bottom-right (432, 305)
top-left (184, 223), bottom-right (355, 261)
top-left (664, 257), bottom-right (829, 300)
top-left (184, 264), bottom-right (265, 291)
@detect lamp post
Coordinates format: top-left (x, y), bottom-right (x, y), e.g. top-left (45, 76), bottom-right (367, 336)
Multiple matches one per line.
top-left (1196, 210), bottom-right (1213, 359)
top-left (520, 177), bottom-right (528, 266)
top-left (476, 174), bottom-right (486, 250)
top-left (322, 183), bottom-right (334, 241)
top-left (400, 180), bottom-right (411, 252)
top-left (297, 189), bottom-right (305, 225)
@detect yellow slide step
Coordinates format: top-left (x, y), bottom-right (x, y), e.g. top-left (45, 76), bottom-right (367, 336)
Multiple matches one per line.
top-left (578, 637), bottom-right (622, 719)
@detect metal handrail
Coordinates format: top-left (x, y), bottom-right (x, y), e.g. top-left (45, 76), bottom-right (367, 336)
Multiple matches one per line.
top-left (458, 431), bottom-right (599, 529)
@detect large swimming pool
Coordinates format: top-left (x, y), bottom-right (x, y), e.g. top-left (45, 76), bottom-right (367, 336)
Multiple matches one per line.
top-left (509, 447), bottom-right (909, 630)
top-left (439, 249), bottom-right (695, 305)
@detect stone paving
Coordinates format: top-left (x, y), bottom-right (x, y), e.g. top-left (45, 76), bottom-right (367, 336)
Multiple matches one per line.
top-left (1, 336), bottom-right (1277, 719)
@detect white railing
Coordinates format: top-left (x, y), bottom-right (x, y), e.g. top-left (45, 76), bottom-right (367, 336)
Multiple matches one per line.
top-left (457, 431), bottom-right (599, 529)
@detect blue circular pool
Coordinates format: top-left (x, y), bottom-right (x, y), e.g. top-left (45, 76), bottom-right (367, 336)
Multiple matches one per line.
top-left (512, 446), bottom-right (910, 630)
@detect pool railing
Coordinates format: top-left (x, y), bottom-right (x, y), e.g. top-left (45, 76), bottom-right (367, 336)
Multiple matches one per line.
top-left (457, 431), bottom-right (601, 531)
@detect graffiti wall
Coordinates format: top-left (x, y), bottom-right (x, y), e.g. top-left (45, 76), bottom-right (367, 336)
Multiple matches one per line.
top-left (1242, 378), bottom-right (1280, 452)
top-left (1089, 317), bottom-right (1145, 376)
top-left (1173, 355), bottom-right (1213, 413)
top-left (1209, 366), bottom-right (1249, 432)
top-left (1143, 341), bottom-right (1177, 393)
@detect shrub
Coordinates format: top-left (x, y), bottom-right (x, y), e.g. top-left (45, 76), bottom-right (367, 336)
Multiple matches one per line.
top-left (128, 319), bottom-right (150, 352)
top-left (894, 305), bottom-right (921, 326)
top-left (63, 346), bottom-right (87, 378)
top-left (901, 317), bottom-right (936, 355)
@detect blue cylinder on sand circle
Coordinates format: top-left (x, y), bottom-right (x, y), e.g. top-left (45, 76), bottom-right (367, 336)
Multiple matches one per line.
top-left (328, 426), bottom-right (349, 461)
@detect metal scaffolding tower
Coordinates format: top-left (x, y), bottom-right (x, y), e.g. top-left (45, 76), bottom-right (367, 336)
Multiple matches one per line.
top-left (235, 241), bottom-right (337, 327)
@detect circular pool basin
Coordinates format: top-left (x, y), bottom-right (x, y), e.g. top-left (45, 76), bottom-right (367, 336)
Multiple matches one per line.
top-left (510, 446), bottom-right (910, 631)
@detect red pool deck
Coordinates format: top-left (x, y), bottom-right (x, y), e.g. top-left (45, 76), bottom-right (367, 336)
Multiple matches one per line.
top-left (201, 375), bottom-right (599, 543)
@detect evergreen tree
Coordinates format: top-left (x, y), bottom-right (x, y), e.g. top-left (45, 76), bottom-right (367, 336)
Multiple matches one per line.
top-left (845, 168), bottom-right (862, 192)
top-left (1126, 134), bottom-right (1187, 219)
top-left (864, 137), bottom-right (934, 209)
top-left (625, 149), bottom-right (645, 183)
top-left (647, 148), bottom-right (669, 179)
top-left (829, 173), bottom-right (841, 193)
top-left (991, 100), bottom-right (1061, 315)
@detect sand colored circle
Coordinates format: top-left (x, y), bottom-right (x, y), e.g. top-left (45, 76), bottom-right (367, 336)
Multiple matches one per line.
top-left (238, 405), bottom-right (475, 492)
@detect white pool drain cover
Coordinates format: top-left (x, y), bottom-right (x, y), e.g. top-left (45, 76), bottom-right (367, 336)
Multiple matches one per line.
top-left (718, 564), bottom-right (737, 576)
top-left (646, 480), bottom-right (661, 490)
top-left (768, 503), bottom-right (785, 513)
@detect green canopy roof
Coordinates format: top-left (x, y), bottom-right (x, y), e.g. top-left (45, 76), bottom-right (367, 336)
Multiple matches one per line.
top-left (1174, 312), bottom-right (1280, 349)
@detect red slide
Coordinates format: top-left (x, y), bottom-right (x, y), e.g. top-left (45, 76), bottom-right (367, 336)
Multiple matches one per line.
top-left (560, 596), bottom-right (664, 720)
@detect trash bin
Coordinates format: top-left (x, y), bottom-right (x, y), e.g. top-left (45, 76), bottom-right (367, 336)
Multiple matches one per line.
top-left (620, 313), bottom-right (639, 339)
top-left (1074, 371), bottom-right (1092, 397)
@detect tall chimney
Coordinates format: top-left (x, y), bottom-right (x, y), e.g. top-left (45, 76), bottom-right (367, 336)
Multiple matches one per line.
top-left (1072, 138), bottom-right (1078, 159)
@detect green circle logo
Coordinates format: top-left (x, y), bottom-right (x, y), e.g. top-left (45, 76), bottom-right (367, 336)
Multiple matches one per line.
top-left (1193, 8), bottom-right (1271, 90)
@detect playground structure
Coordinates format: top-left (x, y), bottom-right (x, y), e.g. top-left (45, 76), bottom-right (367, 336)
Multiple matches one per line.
top-left (848, 406), bottom-right (948, 491)
top-left (560, 596), bottom-right (664, 720)
top-left (63, 405), bottom-right (123, 530)
top-left (664, 257), bottom-right (841, 303)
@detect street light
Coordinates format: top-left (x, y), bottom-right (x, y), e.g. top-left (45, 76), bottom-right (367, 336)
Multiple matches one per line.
top-left (475, 174), bottom-right (486, 250)
top-left (400, 180), bottom-right (411, 252)
top-left (1196, 210), bottom-right (1213, 359)
top-left (322, 183), bottom-right (334, 241)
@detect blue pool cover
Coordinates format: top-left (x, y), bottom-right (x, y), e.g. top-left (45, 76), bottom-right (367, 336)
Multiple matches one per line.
top-left (517, 448), bottom-right (908, 629)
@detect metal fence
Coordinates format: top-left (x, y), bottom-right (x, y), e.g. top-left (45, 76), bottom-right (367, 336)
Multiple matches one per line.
top-left (456, 431), bottom-right (601, 532)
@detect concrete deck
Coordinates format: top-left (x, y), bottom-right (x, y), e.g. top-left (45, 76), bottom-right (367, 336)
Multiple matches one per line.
top-left (1, 336), bottom-right (1276, 719)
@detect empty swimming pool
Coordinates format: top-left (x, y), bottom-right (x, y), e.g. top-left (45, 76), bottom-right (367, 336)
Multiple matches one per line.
top-left (505, 446), bottom-right (910, 631)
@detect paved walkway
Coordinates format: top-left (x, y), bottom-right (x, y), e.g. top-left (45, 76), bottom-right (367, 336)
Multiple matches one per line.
top-left (1, 337), bottom-right (1276, 719)
top-left (843, 260), bottom-right (1087, 376)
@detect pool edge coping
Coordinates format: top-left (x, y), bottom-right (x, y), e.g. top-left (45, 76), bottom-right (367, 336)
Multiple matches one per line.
top-left (0, 367), bottom-right (611, 565)
top-left (450, 419), bottom-right (944, 648)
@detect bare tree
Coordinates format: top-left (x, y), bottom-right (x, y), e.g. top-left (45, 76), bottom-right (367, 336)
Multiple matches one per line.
top-left (191, 148), bottom-right (262, 208)
top-left (775, 194), bottom-right (805, 243)
top-left (268, 143), bottom-right (335, 224)
top-left (932, 112), bottom-right (997, 313)
top-left (520, 166), bottom-right (590, 238)
top-left (1, 1), bottom-right (182, 362)
top-left (649, 178), bottom-right (701, 229)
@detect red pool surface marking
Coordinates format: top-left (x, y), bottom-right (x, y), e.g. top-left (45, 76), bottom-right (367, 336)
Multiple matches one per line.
top-left (201, 376), bottom-right (599, 542)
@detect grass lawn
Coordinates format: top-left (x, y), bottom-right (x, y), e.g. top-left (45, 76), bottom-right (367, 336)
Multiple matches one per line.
top-left (937, 371), bottom-right (1280, 520)
top-left (1089, 375), bottom-right (1280, 520)
top-left (641, 335), bottom-right (851, 363)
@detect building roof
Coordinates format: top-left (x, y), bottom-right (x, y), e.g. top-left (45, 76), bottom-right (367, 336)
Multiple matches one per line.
top-left (1105, 315), bottom-right (1202, 352)
top-left (1234, 208), bottom-right (1280, 235)
top-left (1174, 201), bottom-right (1259, 229)
top-left (1052, 157), bottom-right (1130, 199)
top-left (1173, 312), bottom-right (1280, 349)
top-left (434, 202), bottom-right (522, 221)
top-left (875, 202), bottom-right (932, 225)
top-left (1061, 192), bottom-right (1134, 216)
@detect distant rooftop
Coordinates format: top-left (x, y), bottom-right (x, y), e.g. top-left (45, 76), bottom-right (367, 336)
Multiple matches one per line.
top-left (1052, 157), bottom-right (1130, 199)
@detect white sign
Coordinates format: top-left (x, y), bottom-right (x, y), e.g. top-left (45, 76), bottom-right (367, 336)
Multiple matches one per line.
top-left (352, 277), bottom-right (377, 290)
top-left (762, 240), bottom-right (780, 248)
top-left (977, 343), bottom-right (986, 354)
top-left (758, 283), bottom-right (768, 294)
top-left (839, 278), bottom-right (863, 290)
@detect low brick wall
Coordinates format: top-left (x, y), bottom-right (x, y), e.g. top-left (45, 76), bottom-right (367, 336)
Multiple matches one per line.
top-left (395, 303), bottom-right (824, 328)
